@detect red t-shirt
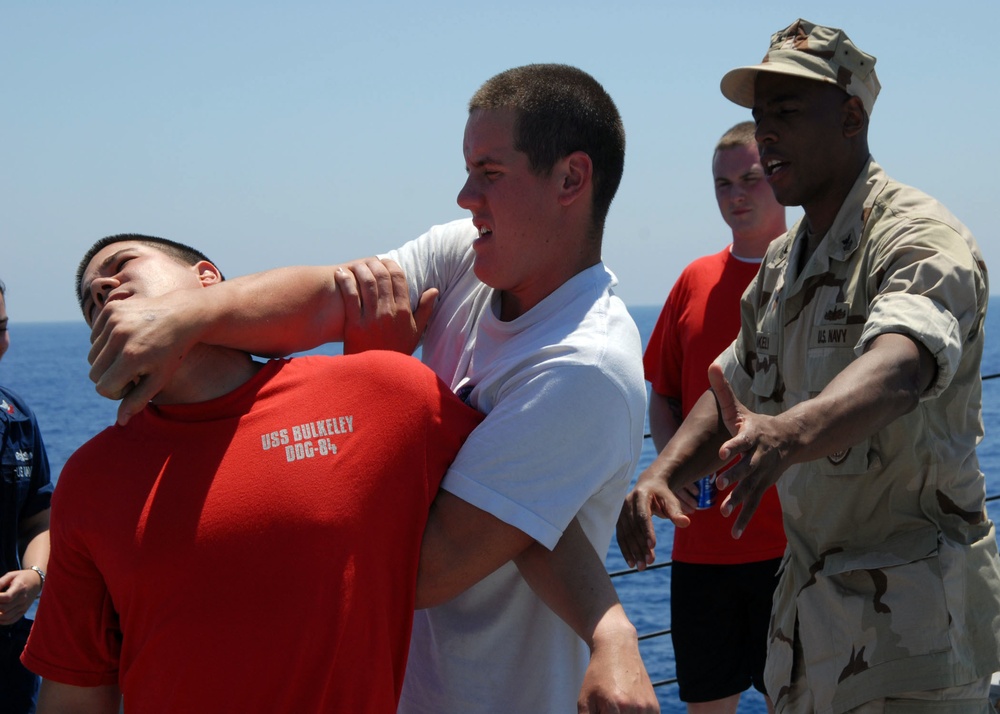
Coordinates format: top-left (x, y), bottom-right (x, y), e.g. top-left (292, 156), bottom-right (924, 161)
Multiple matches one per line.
top-left (644, 246), bottom-right (786, 564)
top-left (23, 353), bottom-right (483, 713)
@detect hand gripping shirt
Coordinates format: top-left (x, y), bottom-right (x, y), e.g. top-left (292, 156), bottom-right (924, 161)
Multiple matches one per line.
top-left (387, 219), bottom-right (647, 713)
top-left (21, 354), bottom-right (483, 713)
top-left (716, 158), bottom-right (1000, 713)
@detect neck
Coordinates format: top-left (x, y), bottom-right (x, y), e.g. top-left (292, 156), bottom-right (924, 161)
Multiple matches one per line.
top-left (498, 231), bottom-right (601, 321)
top-left (499, 256), bottom-right (600, 321)
top-left (153, 345), bottom-right (263, 406)
top-left (803, 153), bottom-right (870, 240)
top-left (731, 226), bottom-right (786, 260)
top-left (802, 208), bottom-right (838, 242)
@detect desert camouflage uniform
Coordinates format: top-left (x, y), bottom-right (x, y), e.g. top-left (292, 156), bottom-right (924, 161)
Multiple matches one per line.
top-left (717, 158), bottom-right (1000, 714)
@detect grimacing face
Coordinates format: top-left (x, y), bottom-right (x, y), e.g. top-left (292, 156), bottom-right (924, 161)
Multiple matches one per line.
top-left (79, 242), bottom-right (219, 327)
top-left (456, 108), bottom-right (568, 317)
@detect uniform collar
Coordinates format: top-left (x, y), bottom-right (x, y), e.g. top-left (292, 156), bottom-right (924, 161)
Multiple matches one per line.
top-left (810, 156), bottom-right (886, 260)
top-left (783, 156), bottom-right (886, 283)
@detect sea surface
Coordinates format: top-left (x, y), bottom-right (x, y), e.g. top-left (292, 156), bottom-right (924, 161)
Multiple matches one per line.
top-left (3, 306), bottom-right (1000, 713)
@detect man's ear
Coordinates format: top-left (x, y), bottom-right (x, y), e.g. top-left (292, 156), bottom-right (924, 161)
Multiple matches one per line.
top-left (195, 260), bottom-right (223, 287)
top-left (556, 151), bottom-right (593, 207)
top-left (842, 95), bottom-right (867, 139)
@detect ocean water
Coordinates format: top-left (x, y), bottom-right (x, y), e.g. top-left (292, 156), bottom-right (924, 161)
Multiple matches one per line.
top-left (3, 307), bottom-right (999, 713)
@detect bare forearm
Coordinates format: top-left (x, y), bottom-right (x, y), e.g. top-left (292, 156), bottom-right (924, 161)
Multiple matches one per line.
top-left (711, 333), bottom-right (936, 537)
top-left (648, 392), bottom-right (681, 454)
top-left (188, 266), bottom-right (347, 356)
top-left (654, 389), bottom-right (729, 491)
top-left (21, 532), bottom-right (48, 573)
top-left (415, 491), bottom-right (532, 609)
top-left (37, 681), bottom-right (121, 714)
top-left (769, 332), bottom-right (934, 466)
top-left (19, 510), bottom-right (49, 571)
top-left (514, 519), bottom-right (630, 646)
top-left (517, 522), bottom-right (658, 711)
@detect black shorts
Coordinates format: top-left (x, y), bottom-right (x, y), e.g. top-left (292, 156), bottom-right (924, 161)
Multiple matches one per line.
top-left (670, 558), bottom-right (782, 703)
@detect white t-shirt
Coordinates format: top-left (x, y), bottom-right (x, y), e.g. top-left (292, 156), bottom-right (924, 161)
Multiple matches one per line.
top-left (388, 218), bottom-right (646, 713)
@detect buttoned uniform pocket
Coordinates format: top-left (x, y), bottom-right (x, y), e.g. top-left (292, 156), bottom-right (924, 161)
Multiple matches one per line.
top-left (805, 329), bottom-right (878, 472)
top-left (804, 321), bottom-right (865, 398)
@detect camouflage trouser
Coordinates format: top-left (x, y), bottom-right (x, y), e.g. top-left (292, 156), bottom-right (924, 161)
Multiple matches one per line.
top-left (779, 630), bottom-right (995, 714)
top-left (781, 670), bottom-right (993, 713)
top-left (840, 677), bottom-right (993, 713)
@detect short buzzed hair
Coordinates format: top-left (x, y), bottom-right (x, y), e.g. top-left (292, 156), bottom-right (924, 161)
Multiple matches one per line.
top-left (76, 233), bottom-right (221, 312)
top-left (470, 64), bottom-right (626, 239)
top-left (714, 121), bottom-right (757, 156)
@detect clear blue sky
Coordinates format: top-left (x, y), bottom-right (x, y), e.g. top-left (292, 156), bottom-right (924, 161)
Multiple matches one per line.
top-left (4, 0), bottom-right (997, 322)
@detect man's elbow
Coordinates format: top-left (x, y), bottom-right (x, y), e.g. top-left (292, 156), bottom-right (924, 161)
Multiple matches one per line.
top-left (899, 339), bottom-right (937, 408)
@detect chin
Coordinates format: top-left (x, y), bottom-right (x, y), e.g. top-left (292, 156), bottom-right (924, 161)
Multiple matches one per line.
top-left (769, 188), bottom-right (798, 208)
top-left (472, 259), bottom-right (511, 291)
top-left (471, 257), bottom-right (495, 286)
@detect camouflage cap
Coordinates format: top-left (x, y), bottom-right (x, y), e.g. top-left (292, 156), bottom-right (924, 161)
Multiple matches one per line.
top-left (721, 19), bottom-right (881, 116)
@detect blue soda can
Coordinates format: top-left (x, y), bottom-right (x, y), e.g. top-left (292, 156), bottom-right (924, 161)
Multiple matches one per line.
top-left (695, 473), bottom-right (717, 510)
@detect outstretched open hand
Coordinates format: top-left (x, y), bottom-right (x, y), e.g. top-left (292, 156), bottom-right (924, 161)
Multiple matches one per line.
top-left (707, 363), bottom-right (791, 539)
top-left (616, 477), bottom-right (692, 572)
